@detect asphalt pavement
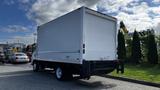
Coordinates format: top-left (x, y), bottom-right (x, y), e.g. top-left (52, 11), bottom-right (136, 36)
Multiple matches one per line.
top-left (0, 63), bottom-right (159, 90)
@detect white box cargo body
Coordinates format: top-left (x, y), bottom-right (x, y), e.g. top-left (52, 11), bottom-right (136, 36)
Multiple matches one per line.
top-left (32, 7), bottom-right (118, 80)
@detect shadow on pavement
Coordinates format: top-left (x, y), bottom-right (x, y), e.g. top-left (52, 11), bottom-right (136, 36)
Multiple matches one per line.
top-left (75, 80), bottom-right (117, 89)
top-left (0, 69), bottom-right (117, 90)
top-left (0, 70), bottom-right (33, 75)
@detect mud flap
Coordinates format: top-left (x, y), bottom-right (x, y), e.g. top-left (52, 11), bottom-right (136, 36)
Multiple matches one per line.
top-left (116, 60), bottom-right (124, 74)
top-left (80, 60), bottom-right (91, 79)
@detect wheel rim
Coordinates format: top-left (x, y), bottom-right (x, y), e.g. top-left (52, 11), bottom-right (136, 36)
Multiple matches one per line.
top-left (56, 67), bottom-right (62, 79)
top-left (33, 63), bottom-right (37, 70)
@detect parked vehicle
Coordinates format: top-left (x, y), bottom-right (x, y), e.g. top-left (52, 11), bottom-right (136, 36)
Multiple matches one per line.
top-left (0, 52), bottom-right (5, 63)
top-left (9, 52), bottom-right (29, 63)
top-left (32, 7), bottom-right (118, 80)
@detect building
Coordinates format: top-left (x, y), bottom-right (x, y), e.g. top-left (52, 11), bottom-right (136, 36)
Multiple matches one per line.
top-left (6, 43), bottom-right (26, 54)
top-left (0, 44), bottom-right (8, 53)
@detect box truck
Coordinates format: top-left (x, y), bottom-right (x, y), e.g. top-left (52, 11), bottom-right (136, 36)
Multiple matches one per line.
top-left (32, 7), bottom-right (118, 80)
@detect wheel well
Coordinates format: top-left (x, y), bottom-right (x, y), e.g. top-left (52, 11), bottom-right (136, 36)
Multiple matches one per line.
top-left (31, 60), bottom-right (36, 65)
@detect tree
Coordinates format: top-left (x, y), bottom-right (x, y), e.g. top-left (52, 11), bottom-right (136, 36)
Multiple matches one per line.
top-left (140, 36), bottom-right (148, 62)
top-left (26, 45), bottom-right (30, 52)
top-left (131, 30), bottom-right (142, 64)
top-left (120, 21), bottom-right (128, 33)
top-left (117, 30), bottom-right (126, 60)
top-left (147, 31), bottom-right (158, 64)
top-left (156, 35), bottom-right (160, 63)
top-left (31, 43), bottom-right (36, 53)
top-left (126, 38), bottom-right (132, 61)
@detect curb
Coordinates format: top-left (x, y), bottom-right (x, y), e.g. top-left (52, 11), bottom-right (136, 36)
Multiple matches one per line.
top-left (102, 75), bottom-right (160, 88)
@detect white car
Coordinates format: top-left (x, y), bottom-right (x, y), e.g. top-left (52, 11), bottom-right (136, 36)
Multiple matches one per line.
top-left (9, 53), bottom-right (29, 63)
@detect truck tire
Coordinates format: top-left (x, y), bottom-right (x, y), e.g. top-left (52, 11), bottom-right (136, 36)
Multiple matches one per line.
top-left (55, 66), bottom-right (65, 80)
top-left (1, 60), bottom-right (4, 64)
top-left (55, 66), bottom-right (73, 81)
top-left (33, 61), bottom-right (45, 72)
top-left (33, 62), bottom-right (39, 72)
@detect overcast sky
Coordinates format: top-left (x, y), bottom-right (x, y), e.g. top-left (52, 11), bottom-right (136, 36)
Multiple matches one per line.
top-left (0, 0), bottom-right (160, 44)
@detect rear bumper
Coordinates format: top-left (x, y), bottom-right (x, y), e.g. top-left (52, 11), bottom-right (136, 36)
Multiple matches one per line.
top-left (80, 60), bottom-right (118, 77)
top-left (13, 59), bottom-right (29, 63)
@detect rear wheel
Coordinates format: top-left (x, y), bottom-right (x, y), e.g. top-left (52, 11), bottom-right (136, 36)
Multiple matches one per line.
top-left (33, 62), bottom-right (39, 72)
top-left (33, 61), bottom-right (45, 72)
top-left (55, 66), bottom-right (65, 80)
top-left (55, 66), bottom-right (73, 81)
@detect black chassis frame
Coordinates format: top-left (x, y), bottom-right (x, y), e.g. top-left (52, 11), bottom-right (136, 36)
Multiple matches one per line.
top-left (32, 59), bottom-right (118, 78)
